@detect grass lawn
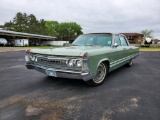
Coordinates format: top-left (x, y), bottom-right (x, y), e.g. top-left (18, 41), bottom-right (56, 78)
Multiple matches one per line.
top-left (139, 47), bottom-right (160, 51)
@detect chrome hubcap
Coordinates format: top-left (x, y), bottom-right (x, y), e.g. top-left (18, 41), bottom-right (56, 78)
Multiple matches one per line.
top-left (93, 63), bottom-right (106, 84)
top-left (130, 59), bottom-right (133, 65)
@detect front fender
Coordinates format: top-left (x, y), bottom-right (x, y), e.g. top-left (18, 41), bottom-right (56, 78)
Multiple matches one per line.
top-left (88, 55), bottom-right (110, 74)
top-left (97, 58), bottom-right (110, 70)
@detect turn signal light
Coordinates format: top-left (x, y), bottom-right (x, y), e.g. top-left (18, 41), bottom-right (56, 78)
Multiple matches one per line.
top-left (26, 49), bottom-right (31, 55)
top-left (82, 52), bottom-right (88, 59)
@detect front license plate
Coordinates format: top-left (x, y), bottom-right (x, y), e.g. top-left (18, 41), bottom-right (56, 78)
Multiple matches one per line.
top-left (46, 70), bottom-right (56, 77)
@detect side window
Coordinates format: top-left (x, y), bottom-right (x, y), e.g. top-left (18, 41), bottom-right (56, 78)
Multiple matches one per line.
top-left (119, 36), bottom-right (128, 46)
top-left (114, 35), bottom-right (121, 46)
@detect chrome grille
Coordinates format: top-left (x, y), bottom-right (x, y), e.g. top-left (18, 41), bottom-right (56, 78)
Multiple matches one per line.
top-left (30, 53), bottom-right (81, 70)
top-left (37, 57), bottom-right (67, 66)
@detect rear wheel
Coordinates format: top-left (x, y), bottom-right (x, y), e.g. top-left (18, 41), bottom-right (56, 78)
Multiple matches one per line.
top-left (86, 62), bottom-right (108, 86)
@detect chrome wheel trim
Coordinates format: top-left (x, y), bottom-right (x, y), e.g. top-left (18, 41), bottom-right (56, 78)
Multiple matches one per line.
top-left (93, 63), bottom-right (106, 84)
top-left (129, 59), bottom-right (133, 65)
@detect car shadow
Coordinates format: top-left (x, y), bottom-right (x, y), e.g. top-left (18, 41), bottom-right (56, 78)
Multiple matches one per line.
top-left (39, 65), bottom-right (131, 88)
top-left (41, 76), bottom-right (89, 88)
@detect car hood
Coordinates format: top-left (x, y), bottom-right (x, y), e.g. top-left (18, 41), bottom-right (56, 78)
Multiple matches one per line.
top-left (30, 46), bottom-right (113, 56)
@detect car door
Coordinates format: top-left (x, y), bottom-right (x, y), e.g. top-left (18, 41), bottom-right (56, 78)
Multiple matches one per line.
top-left (110, 35), bottom-right (125, 69)
top-left (119, 35), bottom-right (131, 60)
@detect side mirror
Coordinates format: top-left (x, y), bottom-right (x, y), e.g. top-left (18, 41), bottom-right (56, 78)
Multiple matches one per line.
top-left (113, 43), bottom-right (118, 47)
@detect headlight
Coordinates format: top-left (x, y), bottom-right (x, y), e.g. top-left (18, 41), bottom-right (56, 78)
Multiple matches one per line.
top-left (30, 55), bottom-right (37, 62)
top-left (76, 60), bottom-right (82, 67)
top-left (66, 59), bottom-right (82, 67)
top-left (31, 55), bottom-right (35, 61)
top-left (35, 56), bottom-right (37, 62)
top-left (67, 59), bottom-right (74, 67)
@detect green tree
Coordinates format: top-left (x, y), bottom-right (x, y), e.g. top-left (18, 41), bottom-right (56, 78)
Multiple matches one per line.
top-left (1, 21), bottom-right (14, 30)
top-left (0, 12), bottom-right (83, 37)
top-left (56, 22), bottom-right (83, 41)
top-left (45, 20), bottom-right (59, 36)
top-left (1, 12), bottom-right (48, 35)
top-left (57, 22), bottom-right (83, 36)
top-left (141, 29), bottom-right (154, 38)
top-left (27, 14), bottom-right (39, 34)
top-left (38, 19), bottom-right (48, 35)
top-left (12, 12), bottom-right (28, 32)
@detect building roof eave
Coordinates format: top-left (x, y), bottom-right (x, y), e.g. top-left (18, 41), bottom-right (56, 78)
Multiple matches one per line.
top-left (0, 29), bottom-right (56, 40)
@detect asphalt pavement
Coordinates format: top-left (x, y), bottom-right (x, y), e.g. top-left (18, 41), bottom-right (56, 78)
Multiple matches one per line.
top-left (0, 51), bottom-right (160, 120)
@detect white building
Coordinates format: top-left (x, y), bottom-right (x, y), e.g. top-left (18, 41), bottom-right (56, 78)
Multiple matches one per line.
top-left (14, 39), bottom-right (29, 46)
top-left (42, 41), bottom-right (69, 46)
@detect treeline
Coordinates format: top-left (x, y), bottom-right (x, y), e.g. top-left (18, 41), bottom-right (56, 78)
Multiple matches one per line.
top-left (0, 12), bottom-right (83, 41)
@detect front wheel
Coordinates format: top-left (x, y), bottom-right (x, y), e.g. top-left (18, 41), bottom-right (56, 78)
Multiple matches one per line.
top-left (86, 62), bottom-right (108, 86)
top-left (126, 59), bottom-right (133, 67)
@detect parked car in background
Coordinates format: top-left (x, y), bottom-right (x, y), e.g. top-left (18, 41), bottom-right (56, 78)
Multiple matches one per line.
top-left (6, 41), bottom-right (14, 46)
top-left (25, 33), bottom-right (139, 86)
top-left (30, 42), bottom-right (41, 46)
top-left (0, 38), bottom-right (7, 46)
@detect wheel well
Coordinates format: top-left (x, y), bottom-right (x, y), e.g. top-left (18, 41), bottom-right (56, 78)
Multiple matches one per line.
top-left (102, 60), bottom-right (110, 72)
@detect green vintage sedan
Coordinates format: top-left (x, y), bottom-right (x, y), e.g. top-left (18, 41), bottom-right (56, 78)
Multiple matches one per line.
top-left (25, 33), bottom-right (139, 86)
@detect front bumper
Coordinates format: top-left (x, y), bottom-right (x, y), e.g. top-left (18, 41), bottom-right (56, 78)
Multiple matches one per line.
top-left (25, 64), bottom-right (96, 81)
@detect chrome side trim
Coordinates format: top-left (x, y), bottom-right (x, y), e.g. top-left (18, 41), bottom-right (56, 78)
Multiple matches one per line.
top-left (110, 53), bottom-right (139, 67)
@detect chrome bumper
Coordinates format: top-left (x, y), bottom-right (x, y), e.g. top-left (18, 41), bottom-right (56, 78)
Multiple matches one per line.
top-left (25, 64), bottom-right (95, 81)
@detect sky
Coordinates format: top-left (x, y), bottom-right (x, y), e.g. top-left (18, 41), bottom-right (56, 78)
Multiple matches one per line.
top-left (0, 0), bottom-right (160, 38)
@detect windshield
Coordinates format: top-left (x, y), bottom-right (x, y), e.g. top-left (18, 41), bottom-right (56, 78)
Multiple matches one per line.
top-left (72, 34), bottom-right (112, 46)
